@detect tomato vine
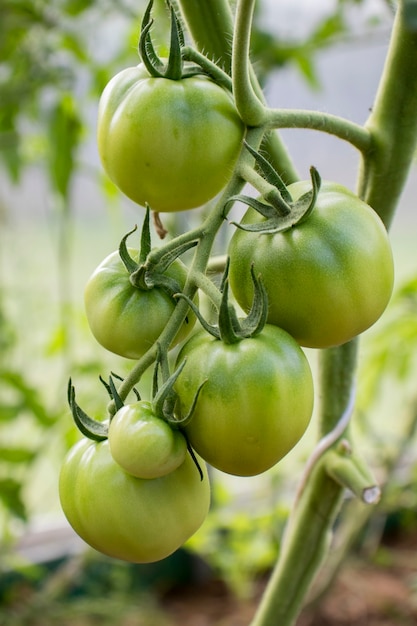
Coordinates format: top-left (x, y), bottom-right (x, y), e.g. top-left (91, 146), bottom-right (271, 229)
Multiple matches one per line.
top-left (60, 0), bottom-right (417, 623)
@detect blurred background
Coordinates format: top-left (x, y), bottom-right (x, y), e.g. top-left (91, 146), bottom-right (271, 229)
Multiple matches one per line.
top-left (1, 0), bottom-right (417, 624)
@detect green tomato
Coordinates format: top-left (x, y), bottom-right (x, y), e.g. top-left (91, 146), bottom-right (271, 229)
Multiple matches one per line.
top-left (228, 182), bottom-right (394, 349)
top-left (59, 438), bottom-right (210, 563)
top-left (175, 326), bottom-right (314, 477)
top-left (108, 401), bottom-right (187, 479)
top-left (84, 248), bottom-right (196, 359)
top-left (97, 64), bottom-right (244, 212)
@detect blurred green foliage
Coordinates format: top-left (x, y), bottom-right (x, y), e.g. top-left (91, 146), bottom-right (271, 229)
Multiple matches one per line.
top-left (3, 0), bottom-right (415, 608)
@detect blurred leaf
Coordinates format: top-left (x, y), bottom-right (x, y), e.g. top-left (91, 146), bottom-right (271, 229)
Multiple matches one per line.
top-left (46, 94), bottom-right (83, 200)
top-left (0, 478), bottom-right (26, 520)
top-left (359, 273), bottom-right (417, 408)
top-left (1, 371), bottom-right (56, 426)
top-left (0, 447), bottom-right (36, 464)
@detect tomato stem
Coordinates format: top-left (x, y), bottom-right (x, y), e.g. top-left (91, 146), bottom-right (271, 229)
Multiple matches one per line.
top-left (358, 0), bottom-right (417, 228)
top-left (177, 0), bottom-right (299, 181)
top-left (232, 0), bottom-right (267, 126)
top-left (266, 108), bottom-right (372, 155)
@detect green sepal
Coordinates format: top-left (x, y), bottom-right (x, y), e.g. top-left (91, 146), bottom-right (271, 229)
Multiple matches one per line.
top-left (184, 437), bottom-right (204, 481)
top-left (119, 225), bottom-right (140, 274)
top-left (139, 0), bottom-right (168, 78)
top-left (67, 379), bottom-right (108, 442)
top-left (138, 0), bottom-right (200, 80)
top-left (175, 259), bottom-right (269, 344)
top-left (119, 209), bottom-right (197, 295)
top-left (174, 292), bottom-right (221, 339)
top-left (152, 355), bottom-right (207, 428)
top-left (232, 166), bottom-right (322, 234)
top-left (238, 265), bottom-right (269, 338)
top-left (139, 205), bottom-right (152, 264)
top-left (152, 359), bottom-right (186, 422)
top-left (101, 372), bottom-right (141, 403)
top-left (150, 239), bottom-right (198, 276)
top-left (245, 141), bottom-right (293, 209)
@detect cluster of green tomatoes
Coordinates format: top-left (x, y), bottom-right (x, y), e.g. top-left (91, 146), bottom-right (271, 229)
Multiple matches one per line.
top-left (59, 4), bottom-right (394, 565)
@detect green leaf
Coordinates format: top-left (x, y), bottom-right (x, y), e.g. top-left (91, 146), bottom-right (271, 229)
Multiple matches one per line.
top-left (1, 371), bottom-right (55, 426)
top-left (46, 94), bottom-right (82, 200)
top-left (0, 447), bottom-right (36, 464)
top-left (0, 478), bottom-right (26, 520)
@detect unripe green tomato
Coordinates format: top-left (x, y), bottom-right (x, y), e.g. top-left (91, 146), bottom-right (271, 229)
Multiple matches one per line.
top-left (228, 182), bottom-right (394, 349)
top-left (97, 64), bottom-right (245, 212)
top-left (59, 438), bottom-right (210, 563)
top-left (84, 248), bottom-right (196, 359)
top-left (108, 401), bottom-right (187, 479)
top-left (175, 325), bottom-right (314, 477)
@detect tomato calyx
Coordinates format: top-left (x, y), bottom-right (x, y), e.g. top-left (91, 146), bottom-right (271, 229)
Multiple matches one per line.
top-left (176, 260), bottom-right (268, 344)
top-left (228, 143), bottom-right (322, 234)
top-left (68, 360), bottom-right (206, 479)
top-left (67, 378), bottom-right (109, 442)
top-left (118, 208), bottom-right (197, 301)
top-left (139, 0), bottom-right (203, 81)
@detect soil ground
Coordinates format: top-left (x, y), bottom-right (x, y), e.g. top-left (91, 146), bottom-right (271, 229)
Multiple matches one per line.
top-left (161, 534), bottom-right (417, 625)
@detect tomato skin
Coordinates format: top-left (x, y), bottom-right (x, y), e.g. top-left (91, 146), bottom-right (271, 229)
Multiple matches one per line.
top-left (59, 438), bottom-right (210, 563)
top-left (108, 401), bottom-right (187, 479)
top-left (97, 64), bottom-right (244, 212)
top-left (175, 326), bottom-right (314, 477)
top-left (84, 248), bottom-right (196, 359)
top-left (228, 182), bottom-right (394, 349)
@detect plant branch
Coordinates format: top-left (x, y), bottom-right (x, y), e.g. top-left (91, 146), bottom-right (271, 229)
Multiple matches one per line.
top-left (232, 0), bottom-right (266, 126)
top-left (176, 0), bottom-right (299, 181)
top-left (358, 0), bottom-right (417, 227)
top-left (266, 109), bottom-right (372, 155)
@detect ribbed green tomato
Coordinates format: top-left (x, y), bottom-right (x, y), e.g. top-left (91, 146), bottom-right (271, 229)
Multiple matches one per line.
top-left (59, 438), bottom-right (210, 563)
top-left (228, 182), bottom-right (394, 349)
top-left (97, 64), bottom-right (244, 212)
top-left (108, 401), bottom-right (187, 479)
top-left (175, 326), bottom-right (314, 477)
top-left (84, 248), bottom-right (196, 359)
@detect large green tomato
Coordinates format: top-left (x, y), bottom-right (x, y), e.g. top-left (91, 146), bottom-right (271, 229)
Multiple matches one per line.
top-left (108, 401), bottom-right (187, 479)
top-left (84, 248), bottom-right (196, 359)
top-left (175, 326), bottom-right (314, 477)
top-left (59, 438), bottom-right (210, 563)
top-left (228, 182), bottom-right (394, 349)
top-left (97, 64), bottom-right (244, 212)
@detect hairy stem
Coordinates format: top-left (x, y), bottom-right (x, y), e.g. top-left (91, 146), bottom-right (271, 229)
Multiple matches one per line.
top-left (251, 2), bottom-right (417, 623)
top-left (176, 0), bottom-right (298, 181)
top-left (232, 0), bottom-right (266, 126)
top-left (358, 0), bottom-right (417, 226)
top-left (267, 109), bottom-right (372, 155)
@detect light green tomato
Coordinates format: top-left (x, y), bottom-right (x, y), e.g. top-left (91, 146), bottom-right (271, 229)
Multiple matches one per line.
top-left (59, 438), bottom-right (210, 563)
top-left (175, 325), bottom-right (314, 477)
top-left (84, 248), bottom-right (196, 359)
top-left (108, 401), bottom-right (187, 479)
top-left (97, 63), bottom-right (244, 212)
top-left (228, 181), bottom-right (394, 348)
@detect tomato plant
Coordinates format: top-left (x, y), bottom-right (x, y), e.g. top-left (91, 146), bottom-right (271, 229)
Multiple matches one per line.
top-left (174, 325), bottom-right (314, 477)
top-left (228, 181), bottom-right (394, 349)
top-left (84, 246), bottom-right (196, 359)
top-left (58, 0), bottom-right (417, 623)
top-left (108, 400), bottom-right (187, 479)
top-left (59, 438), bottom-right (210, 563)
top-left (97, 63), bottom-right (244, 212)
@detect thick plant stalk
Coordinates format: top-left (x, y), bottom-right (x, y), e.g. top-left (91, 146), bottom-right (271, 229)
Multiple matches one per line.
top-left (176, 2), bottom-right (417, 625)
top-left (251, 3), bottom-right (417, 625)
top-left (177, 0), bottom-right (299, 182)
top-left (358, 0), bottom-right (417, 226)
top-left (250, 341), bottom-right (359, 626)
